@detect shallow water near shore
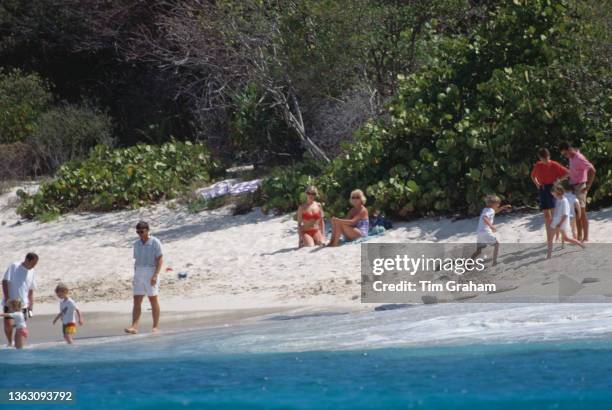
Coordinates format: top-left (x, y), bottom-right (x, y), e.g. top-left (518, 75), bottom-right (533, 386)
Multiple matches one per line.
top-left (2, 304), bottom-right (612, 409)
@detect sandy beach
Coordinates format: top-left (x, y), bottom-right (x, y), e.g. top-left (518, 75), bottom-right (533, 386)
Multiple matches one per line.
top-left (1, 2), bottom-right (610, 408)
top-left (1, 183), bottom-right (611, 344)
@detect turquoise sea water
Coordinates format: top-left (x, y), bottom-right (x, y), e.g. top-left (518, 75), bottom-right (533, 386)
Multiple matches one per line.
top-left (2, 304), bottom-right (612, 409)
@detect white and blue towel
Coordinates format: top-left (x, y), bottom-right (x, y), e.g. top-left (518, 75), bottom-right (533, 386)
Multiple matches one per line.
top-left (197, 179), bottom-right (262, 200)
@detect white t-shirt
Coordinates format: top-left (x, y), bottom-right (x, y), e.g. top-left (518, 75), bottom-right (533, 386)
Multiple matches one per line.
top-left (2, 262), bottom-right (36, 307)
top-left (552, 196), bottom-right (572, 233)
top-left (476, 207), bottom-right (497, 244)
top-left (59, 297), bottom-right (78, 324)
top-left (477, 207), bottom-right (495, 234)
top-left (564, 192), bottom-right (579, 219)
top-left (133, 236), bottom-right (163, 268)
top-left (8, 311), bottom-right (26, 329)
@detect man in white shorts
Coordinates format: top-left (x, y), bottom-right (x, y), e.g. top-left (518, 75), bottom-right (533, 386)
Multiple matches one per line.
top-left (125, 221), bottom-right (163, 334)
top-left (2, 252), bottom-right (38, 347)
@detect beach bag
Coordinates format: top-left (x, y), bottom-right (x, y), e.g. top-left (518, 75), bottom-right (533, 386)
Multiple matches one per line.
top-left (370, 214), bottom-right (393, 230)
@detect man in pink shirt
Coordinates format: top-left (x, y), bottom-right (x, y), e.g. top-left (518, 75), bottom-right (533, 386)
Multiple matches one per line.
top-left (560, 142), bottom-right (596, 242)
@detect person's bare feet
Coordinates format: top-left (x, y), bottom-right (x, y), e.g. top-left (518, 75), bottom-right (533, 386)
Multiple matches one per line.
top-left (124, 327), bottom-right (138, 334)
top-left (151, 327), bottom-right (159, 333)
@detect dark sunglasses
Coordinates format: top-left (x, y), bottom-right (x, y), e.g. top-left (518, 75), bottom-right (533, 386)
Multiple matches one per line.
top-left (306, 192), bottom-right (316, 196)
top-left (351, 196), bottom-right (361, 199)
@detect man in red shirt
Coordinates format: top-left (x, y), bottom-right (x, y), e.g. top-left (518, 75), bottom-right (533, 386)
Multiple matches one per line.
top-left (560, 142), bottom-right (596, 241)
top-left (531, 148), bottom-right (569, 245)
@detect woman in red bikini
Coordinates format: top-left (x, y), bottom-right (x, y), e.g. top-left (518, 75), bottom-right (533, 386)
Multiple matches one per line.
top-left (297, 186), bottom-right (326, 247)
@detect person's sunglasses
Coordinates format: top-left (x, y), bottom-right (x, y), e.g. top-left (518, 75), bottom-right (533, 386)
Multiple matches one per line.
top-left (351, 196), bottom-right (360, 199)
top-left (306, 192), bottom-right (316, 196)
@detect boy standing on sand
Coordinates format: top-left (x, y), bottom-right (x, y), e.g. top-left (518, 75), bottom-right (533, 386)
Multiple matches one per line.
top-left (562, 181), bottom-right (581, 240)
top-left (548, 185), bottom-right (586, 259)
top-left (2, 252), bottom-right (38, 347)
top-left (471, 195), bottom-right (511, 266)
top-left (52, 283), bottom-right (84, 344)
top-left (125, 221), bottom-right (163, 334)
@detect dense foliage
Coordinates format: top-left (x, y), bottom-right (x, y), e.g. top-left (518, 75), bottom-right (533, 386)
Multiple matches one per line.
top-left (28, 104), bottom-right (114, 174)
top-left (228, 83), bottom-right (301, 164)
top-left (260, 160), bottom-right (324, 214)
top-left (0, 69), bottom-right (116, 178)
top-left (0, 69), bottom-right (52, 143)
top-left (262, 0), bottom-right (611, 217)
top-left (1, 1), bottom-right (610, 219)
top-left (17, 141), bottom-right (220, 219)
top-left (0, 0), bottom-right (485, 161)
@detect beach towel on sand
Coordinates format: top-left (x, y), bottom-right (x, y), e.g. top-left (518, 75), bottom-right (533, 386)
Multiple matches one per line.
top-left (229, 179), bottom-right (262, 195)
top-left (197, 179), bottom-right (261, 200)
top-left (370, 215), bottom-right (393, 230)
top-left (325, 225), bottom-right (386, 245)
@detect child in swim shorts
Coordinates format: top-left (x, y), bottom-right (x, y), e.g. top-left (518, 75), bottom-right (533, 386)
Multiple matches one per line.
top-left (52, 283), bottom-right (84, 344)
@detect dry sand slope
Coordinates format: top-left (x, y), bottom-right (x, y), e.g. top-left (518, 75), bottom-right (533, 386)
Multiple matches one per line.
top-left (1, 185), bottom-right (610, 314)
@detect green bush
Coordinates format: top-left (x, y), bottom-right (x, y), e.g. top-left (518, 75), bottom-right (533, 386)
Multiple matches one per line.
top-left (348, 0), bottom-right (611, 216)
top-left (261, 0), bottom-right (611, 218)
top-left (17, 141), bottom-right (221, 219)
top-left (0, 69), bottom-right (53, 144)
top-left (228, 83), bottom-right (301, 164)
top-left (27, 104), bottom-right (115, 174)
top-left (260, 160), bottom-right (324, 214)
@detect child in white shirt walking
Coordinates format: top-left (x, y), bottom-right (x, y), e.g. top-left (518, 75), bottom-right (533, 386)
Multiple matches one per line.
top-left (471, 194), bottom-right (511, 266)
top-left (548, 185), bottom-right (585, 259)
top-left (0, 299), bottom-right (27, 349)
top-left (52, 283), bottom-right (84, 344)
top-left (563, 182), bottom-right (581, 240)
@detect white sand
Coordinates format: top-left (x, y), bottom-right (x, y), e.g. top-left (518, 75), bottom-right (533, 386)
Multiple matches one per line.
top-left (1, 183), bottom-right (610, 316)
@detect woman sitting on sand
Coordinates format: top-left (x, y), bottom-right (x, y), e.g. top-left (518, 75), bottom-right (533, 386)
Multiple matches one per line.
top-left (328, 189), bottom-right (369, 247)
top-left (297, 186), bottom-right (326, 247)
